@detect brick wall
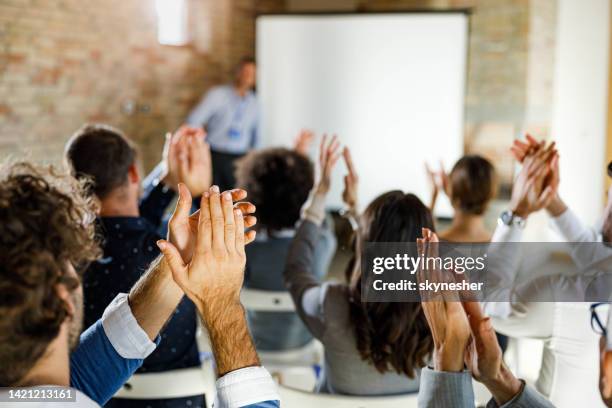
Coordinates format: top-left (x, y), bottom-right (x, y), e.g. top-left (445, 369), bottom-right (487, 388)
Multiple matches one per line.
top-left (0, 0), bottom-right (557, 186)
top-left (0, 0), bottom-right (283, 171)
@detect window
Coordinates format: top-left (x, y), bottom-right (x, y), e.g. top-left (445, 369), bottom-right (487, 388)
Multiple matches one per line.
top-left (155, 0), bottom-right (189, 46)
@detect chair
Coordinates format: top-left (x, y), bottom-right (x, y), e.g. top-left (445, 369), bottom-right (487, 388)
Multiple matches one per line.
top-left (240, 288), bottom-right (296, 312)
top-left (240, 288), bottom-right (324, 367)
top-left (113, 359), bottom-right (217, 408)
top-left (277, 384), bottom-right (419, 408)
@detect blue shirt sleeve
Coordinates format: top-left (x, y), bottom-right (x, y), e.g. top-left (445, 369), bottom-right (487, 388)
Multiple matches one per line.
top-left (243, 401), bottom-right (280, 408)
top-left (69, 320), bottom-right (145, 406)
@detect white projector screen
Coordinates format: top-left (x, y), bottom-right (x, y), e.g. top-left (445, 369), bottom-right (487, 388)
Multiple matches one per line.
top-left (256, 13), bottom-right (468, 216)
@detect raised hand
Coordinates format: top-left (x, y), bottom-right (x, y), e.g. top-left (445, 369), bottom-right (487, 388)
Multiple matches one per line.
top-left (161, 129), bottom-right (183, 190)
top-left (510, 133), bottom-right (541, 163)
top-left (417, 228), bottom-right (470, 372)
top-left (294, 129), bottom-right (315, 156)
top-left (341, 147), bottom-right (359, 212)
top-left (463, 302), bottom-right (522, 405)
top-left (509, 141), bottom-right (558, 218)
top-left (178, 130), bottom-right (212, 197)
top-left (316, 134), bottom-right (341, 195)
top-left (166, 184), bottom-right (256, 264)
top-left (157, 185), bottom-right (261, 376)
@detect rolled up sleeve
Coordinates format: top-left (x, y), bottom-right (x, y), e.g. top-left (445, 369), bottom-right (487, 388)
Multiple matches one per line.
top-left (214, 366), bottom-right (280, 408)
top-left (101, 293), bottom-right (157, 359)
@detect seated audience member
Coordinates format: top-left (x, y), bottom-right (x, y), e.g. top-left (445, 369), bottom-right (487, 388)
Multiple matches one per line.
top-left (427, 155), bottom-right (497, 242)
top-left (235, 133), bottom-right (336, 351)
top-left (484, 137), bottom-right (612, 407)
top-left (416, 228), bottom-right (554, 408)
top-left (65, 125), bottom-right (210, 407)
top-left (284, 135), bottom-right (433, 395)
top-left (0, 162), bottom-right (278, 407)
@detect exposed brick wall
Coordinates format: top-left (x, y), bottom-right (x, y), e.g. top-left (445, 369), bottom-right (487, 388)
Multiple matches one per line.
top-left (0, 0), bottom-right (556, 187)
top-left (0, 0), bottom-right (284, 171)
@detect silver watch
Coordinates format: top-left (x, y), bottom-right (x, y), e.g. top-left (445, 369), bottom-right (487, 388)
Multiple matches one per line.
top-left (498, 210), bottom-right (526, 228)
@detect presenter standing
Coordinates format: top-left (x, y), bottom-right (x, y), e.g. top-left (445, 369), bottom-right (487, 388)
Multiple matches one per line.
top-left (186, 57), bottom-right (259, 190)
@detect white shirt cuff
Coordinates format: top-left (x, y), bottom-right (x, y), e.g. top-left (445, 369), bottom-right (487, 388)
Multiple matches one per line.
top-left (214, 366), bottom-right (280, 408)
top-left (101, 293), bottom-right (157, 359)
top-left (491, 222), bottom-right (524, 243)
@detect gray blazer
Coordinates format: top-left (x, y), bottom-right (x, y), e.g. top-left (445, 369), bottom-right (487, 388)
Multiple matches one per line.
top-left (284, 219), bottom-right (420, 395)
top-left (417, 367), bottom-right (556, 408)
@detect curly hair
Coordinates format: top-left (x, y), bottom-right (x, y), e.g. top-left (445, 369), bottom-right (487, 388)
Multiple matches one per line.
top-left (235, 148), bottom-right (314, 232)
top-left (0, 162), bottom-right (100, 386)
top-left (449, 155), bottom-right (497, 215)
top-left (348, 191), bottom-right (434, 378)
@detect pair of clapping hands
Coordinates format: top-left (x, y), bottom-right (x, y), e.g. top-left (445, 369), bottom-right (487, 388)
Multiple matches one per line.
top-left (418, 228), bottom-right (523, 406)
top-left (161, 125), bottom-right (212, 196)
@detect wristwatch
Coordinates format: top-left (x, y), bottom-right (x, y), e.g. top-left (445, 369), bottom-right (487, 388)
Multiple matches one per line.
top-left (498, 210), bottom-right (526, 229)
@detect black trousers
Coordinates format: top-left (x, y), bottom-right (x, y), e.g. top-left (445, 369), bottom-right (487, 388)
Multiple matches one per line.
top-left (210, 150), bottom-right (245, 191)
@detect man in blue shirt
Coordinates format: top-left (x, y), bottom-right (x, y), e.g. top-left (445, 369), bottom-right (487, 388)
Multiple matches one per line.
top-left (0, 161), bottom-right (280, 407)
top-left (65, 124), bottom-right (211, 407)
top-left (187, 57), bottom-right (260, 190)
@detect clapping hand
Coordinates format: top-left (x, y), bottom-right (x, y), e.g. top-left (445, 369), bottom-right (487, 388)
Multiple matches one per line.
top-left (294, 129), bottom-right (315, 156)
top-left (163, 184), bottom-right (256, 266)
top-left (509, 138), bottom-right (559, 218)
top-left (417, 228), bottom-right (471, 372)
top-left (341, 147), bottom-right (359, 213)
top-left (463, 301), bottom-right (523, 405)
top-left (316, 134), bottom-right (341, 195)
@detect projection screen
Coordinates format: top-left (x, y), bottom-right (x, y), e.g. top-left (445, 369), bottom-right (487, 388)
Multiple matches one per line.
top-left (256, 13), bottom-right (468, 216)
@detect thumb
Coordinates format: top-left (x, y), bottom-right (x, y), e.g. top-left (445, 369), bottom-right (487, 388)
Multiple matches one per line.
top-left (157, 240), bottom-right (188, 288)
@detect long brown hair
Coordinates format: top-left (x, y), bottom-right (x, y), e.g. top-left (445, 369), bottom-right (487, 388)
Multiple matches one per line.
top-left (347, 191), bottom-right (434, 378)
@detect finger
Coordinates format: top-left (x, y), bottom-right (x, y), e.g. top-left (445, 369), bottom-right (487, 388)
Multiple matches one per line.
top-left (328, 134), bottom-right (340, 156)
top-left (157, 240), bottom-right (188, 288)
top-left (170, 183), bottom-right (193, 224)
top-left (526, 133), bottom-right (539, 146)
top-left (245, 230), bottom-right (257, 245)
top-left (226, 188), bottom-right (247, 202)
top-left (235, 201), bottom-right (256, 215)
top-left (244, 215), bottom-right (257, 229)
top-left (535, 185), bottom-right (555, 209)
top-left (320, 133), bottom-right (328, 164)
top-left (208, 186), bottom-right (225, 253)
top-left (222, 191), bottom-right (236, 251)
top-left (328, 152), bottom-right (341, 170)
top-left (234, 208), bottom-right (245, 255)
top-left (196, 192), bottom-right (212, 254)
top-left (343, 147), bottom-right (357, 176)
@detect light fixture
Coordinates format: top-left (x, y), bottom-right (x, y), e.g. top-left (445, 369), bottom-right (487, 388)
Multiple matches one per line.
top-left (155, 0), bottom-right (189, 46)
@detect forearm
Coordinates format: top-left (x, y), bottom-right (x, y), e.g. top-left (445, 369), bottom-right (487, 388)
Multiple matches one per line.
top-left (197, 300), bottom-right (260, 377)
top-left (546, 194), bottom-right (567, 218)
top-left (128, 256), bottom-right (185, 340)
top-left (482, 363), bottom-right (523, 406)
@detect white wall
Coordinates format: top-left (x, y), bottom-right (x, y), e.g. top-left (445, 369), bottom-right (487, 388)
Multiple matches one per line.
top-left (551, 0), bottom-right (610, 226)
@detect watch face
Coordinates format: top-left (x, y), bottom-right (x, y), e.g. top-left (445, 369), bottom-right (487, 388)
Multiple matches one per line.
top-left (500, 211), bottom-right (512, 225)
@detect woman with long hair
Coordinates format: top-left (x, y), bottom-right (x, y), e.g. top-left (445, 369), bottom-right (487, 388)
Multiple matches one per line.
top-left (284, 135), bottom-right (433, 395)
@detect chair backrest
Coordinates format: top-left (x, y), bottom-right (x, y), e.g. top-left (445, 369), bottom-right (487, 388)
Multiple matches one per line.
top-left (114, 364), bottom-right (216, 407)
top-left (277, 385), bottom-right (419, 408)
top-left (241, 288), bottom-right (296, 312)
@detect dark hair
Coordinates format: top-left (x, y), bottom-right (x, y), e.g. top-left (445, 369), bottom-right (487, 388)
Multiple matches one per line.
top-left (0, 162), bottom-right (100, 386)
top-left (235, 148), bottom-right (314, 232)
top-left (348, 191), bottom-right (434, 378)
top-left (64, 124), bottom-right (136, 199)
top-left (449, 155), bottom-right (497, 215)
